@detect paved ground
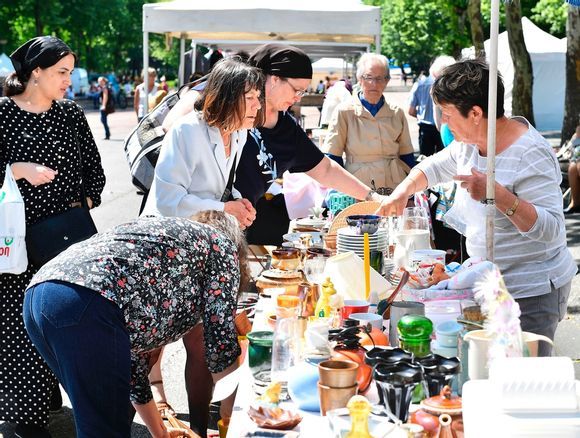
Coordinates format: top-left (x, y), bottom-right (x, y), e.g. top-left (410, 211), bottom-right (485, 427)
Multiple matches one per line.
top-left (1, 89), bottom-right (579, 437)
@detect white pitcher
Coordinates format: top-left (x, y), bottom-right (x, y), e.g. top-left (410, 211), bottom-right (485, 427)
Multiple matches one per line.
top-left (463, 329), bottom-right (554, 380)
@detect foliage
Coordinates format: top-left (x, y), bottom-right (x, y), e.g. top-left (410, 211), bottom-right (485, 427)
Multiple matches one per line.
top-left (0, 0), bottom-right (174, 78)
top-left (531, 0), bottom-right (567, 37)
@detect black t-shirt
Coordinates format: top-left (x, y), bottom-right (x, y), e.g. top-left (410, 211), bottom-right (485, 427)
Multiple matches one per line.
top-left (235, 111), bottom-right (324, 205)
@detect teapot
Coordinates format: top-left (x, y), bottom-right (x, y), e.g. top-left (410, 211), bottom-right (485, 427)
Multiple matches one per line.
top-left (463, 329), bottom-right (553, 380)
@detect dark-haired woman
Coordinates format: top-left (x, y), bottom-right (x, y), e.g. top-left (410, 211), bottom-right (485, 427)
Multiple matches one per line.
top-left (378, 58), bottom-right (576, 355)
top-left (142, 58), bottom-right (263, 228)
top-left (0, 36), bottom-right (105, 437)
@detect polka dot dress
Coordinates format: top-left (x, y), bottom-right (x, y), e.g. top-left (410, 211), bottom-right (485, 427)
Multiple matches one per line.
top-left (0, 97), bottom-right (105, 427)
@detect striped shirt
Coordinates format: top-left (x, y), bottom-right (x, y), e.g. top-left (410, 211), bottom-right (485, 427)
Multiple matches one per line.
top-left (417, 117), bottom-right (576, 298)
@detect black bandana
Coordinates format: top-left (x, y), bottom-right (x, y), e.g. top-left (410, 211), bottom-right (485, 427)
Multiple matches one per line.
top-left (10, 36), bottom-right (74, 76)
top-left (249, 44), bottom-right (312, 79)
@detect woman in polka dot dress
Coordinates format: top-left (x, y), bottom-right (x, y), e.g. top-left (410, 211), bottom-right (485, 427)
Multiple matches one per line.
top-left (0, 36), bottom-right (105, 437)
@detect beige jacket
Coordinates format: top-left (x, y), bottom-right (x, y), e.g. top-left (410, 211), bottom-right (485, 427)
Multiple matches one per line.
top-left (323, 94), bottom-right (414, 191)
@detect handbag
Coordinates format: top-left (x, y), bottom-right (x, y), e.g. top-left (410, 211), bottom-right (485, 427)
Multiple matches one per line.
top-left (220, 153), bottom-right (238, 203)
top-left (26, 102), bottom-right (98, 267)
top-left (0, 164), bottom-right (28, 274)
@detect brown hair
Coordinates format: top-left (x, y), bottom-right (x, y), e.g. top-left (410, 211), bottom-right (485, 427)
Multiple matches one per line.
top-left (190, 210), bottom-right (251, 294)
top-left (194, 58), bottom-right (264, 131)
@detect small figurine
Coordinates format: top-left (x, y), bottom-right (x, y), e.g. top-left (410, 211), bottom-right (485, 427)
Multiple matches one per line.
top-left (315, 277), bottom-right (336, 318)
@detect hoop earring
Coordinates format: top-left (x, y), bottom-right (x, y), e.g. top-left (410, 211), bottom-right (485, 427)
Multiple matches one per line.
top-left (34, 78), bottom-right (38, 86)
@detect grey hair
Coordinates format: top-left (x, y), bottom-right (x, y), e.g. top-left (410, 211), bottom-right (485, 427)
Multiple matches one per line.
top-left (356, 53), bottom-right (390, 80)
top-left (429, 55), bottom-right (456, 78)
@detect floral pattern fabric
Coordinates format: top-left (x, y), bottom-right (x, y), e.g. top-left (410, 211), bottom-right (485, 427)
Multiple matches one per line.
top-left (29, 216), bottom-right (241, 404)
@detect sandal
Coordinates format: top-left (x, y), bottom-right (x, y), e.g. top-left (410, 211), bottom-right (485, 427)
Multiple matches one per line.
top-left (150, 379), bottom-right (176, 419)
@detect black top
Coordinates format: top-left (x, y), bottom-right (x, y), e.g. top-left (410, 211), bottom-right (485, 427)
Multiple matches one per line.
top-left (0, 98), bottom-right (105, 225)
top-left (235, 111), bottom-right (324, 205)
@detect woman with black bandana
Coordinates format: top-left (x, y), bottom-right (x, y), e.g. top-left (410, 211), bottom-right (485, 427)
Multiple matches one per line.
top-left (0, 36), bottom-right (105, 437)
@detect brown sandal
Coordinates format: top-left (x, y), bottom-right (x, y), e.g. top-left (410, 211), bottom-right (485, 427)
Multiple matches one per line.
top-left (150, 380), bottom-right (176, 419)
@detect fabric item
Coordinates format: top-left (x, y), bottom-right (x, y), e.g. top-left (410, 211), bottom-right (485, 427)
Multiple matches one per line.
top-left (408, 75), bottom-right (436, 125)
top-left (136, 82), bottom-right (159, 119)
top-left (418, 123), bottom-right (444, 157)
top-left (400, 152), bottom-right (416, 168)
top-left (516, 281), bottom-right (571, 356)
top-left (320, 81), bottom-right (352, 126)
top-left (24, 281), bottom-right (132, 437)
top-left (245, 194), bottom-right (290, 246)
top-left (28, 216), bottom-right (241, 404)
top-left (568, 138), bottom-right (580, 163)
top-left (359, 93), bottom-right (385, 117)
top-left (0, 97), bottom-right (105, 427)
top-left (416, 116), bottom-right (577, 299)
top-left (283, 171), bottom-right (329, 220)
top-left (249, 43), bottom-right (312, 79)
top-left (142, 110), bottom-right (246, 218)
top-left (235, 111), bottom-right (324, 206)
top-left (323, 93), bottom-right (414, 190)
top-left (100, 109), bottom-right (110, 138)
top-left (440, 123), bottom-right (455, 147)
top-left (10, 36), bottom-right (73, 76)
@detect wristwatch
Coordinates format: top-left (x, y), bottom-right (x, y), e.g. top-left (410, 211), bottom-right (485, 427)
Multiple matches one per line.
top-left (365, 189), bottom-right (380, 202)
top-left (505, 196), bottom-right (520, 217)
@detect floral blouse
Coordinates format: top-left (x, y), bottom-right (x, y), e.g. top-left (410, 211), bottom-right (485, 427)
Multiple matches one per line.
top-left (29, 216), bottom-right (241, 404)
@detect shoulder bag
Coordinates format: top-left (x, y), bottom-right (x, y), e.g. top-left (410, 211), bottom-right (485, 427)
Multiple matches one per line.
top-left (26, 101), bottom-right (98, 267)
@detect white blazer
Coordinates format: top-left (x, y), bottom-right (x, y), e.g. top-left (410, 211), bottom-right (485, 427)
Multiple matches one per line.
top-left (142, 111), bottom-right (246, 218)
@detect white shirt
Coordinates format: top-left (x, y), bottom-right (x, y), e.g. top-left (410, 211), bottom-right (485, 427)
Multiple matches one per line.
top-left (136, 83), bottom-right (159, 118)
top-left (142, 111), bottom-right (246, 218)
top-left (416, 117), bottom-right (576, 298)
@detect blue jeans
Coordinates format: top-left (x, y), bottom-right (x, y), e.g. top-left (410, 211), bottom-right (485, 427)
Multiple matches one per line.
top-left (23, 281), bottom-right (132, 438)
top-left (100, 109), bottom-right (110, 139)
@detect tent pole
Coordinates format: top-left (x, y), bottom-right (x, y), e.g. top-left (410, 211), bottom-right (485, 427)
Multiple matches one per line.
top-left (143, 31), bottom-right (149, 108)
top-left (485, 0), bottom-right (501, 263)
top-left (191, 40), bottom-right (197, 80)
top-left (375, 34), bottom-right (381, 54)
top-left (179, 35), bottom-right (185, 86)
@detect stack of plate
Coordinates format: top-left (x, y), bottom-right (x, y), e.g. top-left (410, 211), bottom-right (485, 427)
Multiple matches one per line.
top-left (336, 227), bottom-right (388, 258)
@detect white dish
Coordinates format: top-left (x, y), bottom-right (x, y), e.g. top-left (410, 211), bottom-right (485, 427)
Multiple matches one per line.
top-left (282, 231), bottom-right (323, 244)
top-left (337, 227), bottom-right (387, 238)
top-left (296, 217), bottom-right (327, 228)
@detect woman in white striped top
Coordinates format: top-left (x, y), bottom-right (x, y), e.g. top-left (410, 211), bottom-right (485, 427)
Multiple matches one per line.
top-left (378, 58), bottom-right (576, 355)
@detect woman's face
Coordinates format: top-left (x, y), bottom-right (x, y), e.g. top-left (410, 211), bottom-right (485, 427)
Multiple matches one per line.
top-left (439, 103), bottom-right (480, 144)
top-left (241, 87), bottom-right (262, 129)
top-left (266, 75), bottom-right (310, 111)
top-left (34, 54), bottom-right (75, 100)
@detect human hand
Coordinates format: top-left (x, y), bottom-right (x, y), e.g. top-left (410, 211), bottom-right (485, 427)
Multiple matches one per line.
top-left (11, 162), bottom-right (58, 186)
top-left (163, 427), bottom-right (200, 438)
top-left (375, 192), bottom-right (408, 217)
top-left (224, 199), bottom-right (256, 229)
top-left (453, 167), bottom-right (487, 201)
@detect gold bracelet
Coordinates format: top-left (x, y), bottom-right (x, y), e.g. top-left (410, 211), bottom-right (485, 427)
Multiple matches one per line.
top-left (505, 196), bottom-right (520, 217)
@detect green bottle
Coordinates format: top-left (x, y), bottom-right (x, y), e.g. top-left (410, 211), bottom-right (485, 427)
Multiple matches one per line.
top-left (398, 315), bottom-right (433, 402)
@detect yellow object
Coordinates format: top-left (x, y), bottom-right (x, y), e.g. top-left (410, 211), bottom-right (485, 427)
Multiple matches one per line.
top-left (363, 233), bottom-right (370, 299)
top-left (315, 277), bottom-right (337, 318)
top-left (346, 395), bottom-right (372, 438)
top-left (260, 381), bottom-right (283, 404)
top-left (217, 418), bottom-right (229, 438)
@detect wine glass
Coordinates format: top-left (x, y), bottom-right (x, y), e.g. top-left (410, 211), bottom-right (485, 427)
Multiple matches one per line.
top-left (402, 207), bottom-right (429, 232)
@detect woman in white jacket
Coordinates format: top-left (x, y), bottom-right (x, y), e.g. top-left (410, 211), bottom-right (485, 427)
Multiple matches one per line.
top-left (142, 58), bottom-right (263, 229)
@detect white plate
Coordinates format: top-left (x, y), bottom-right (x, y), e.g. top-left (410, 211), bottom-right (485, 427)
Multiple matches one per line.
top-left (337, 243), bottom-right (387, 250)
top-left (337, 227), bottom-right (387, 237)
top-left (295, 216), bottom-right (327, 228)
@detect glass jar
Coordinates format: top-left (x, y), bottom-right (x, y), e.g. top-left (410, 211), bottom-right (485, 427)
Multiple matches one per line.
top-left (397, 314), bottom-right (433, 358)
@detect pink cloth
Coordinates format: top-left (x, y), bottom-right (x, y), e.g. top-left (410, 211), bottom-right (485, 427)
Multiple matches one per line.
top-left (282, 171), bottom-right (329, 220)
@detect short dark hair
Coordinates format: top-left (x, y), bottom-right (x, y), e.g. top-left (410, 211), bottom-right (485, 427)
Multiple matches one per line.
top-left (194, 58), bottom-right (264, 131)
top-left (432, 58), bottom-right (504, 119)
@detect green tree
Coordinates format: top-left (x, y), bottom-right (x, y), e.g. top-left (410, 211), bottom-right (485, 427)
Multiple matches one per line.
top-left (531, 0), bottom-right (567, 36)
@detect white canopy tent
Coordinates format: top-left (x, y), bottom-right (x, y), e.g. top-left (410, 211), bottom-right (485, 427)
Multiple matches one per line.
top-left (0, 53), bottom-right (15, 77)
top-left (463, 17), bottom-right (566, 132)
top-left (142, 0), bottom-right (381, 87)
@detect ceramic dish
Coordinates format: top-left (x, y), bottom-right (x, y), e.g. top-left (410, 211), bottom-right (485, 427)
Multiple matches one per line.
top-left (282, 232), bottom-right (323, 245)
top-left (295, 216), bottom-right (327, 229)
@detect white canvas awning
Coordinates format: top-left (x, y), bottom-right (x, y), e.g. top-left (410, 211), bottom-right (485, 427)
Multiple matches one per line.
top-left (0, 53), bottom-right (15, 77)
top-left (143, 0), bottom-right (381, 57)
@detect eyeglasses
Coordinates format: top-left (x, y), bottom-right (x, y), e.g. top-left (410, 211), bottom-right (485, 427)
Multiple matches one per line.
top-left (283, 79), bottom-right (307, 97)
top-left (361, 75), bottom-right (389, 84)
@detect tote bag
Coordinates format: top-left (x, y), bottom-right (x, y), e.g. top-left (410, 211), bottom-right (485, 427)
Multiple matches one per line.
top-left (0, 164), bottom-right (28, 274)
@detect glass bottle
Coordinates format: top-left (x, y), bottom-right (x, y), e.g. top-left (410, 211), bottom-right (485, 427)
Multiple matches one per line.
top-left (397, 314), bottom-right (433, 358)
top-left (271, 300), bottom-right (300, 386)
top-left (346, 395), bottom-right (373, 438)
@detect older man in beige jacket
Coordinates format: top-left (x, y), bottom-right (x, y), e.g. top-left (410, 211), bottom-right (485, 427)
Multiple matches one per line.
top-left (323, 53), bottom-right (415, 194)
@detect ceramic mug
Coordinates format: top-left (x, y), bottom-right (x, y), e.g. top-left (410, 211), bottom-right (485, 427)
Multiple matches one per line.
top-left (341, 299), bottom-right (370, 322)
top-left (349, 312), bottom-right (383, 330)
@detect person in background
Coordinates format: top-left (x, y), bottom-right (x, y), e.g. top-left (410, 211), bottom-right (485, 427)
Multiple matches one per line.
top-left (160, 43), bottom-right (389, 434)
top-left (24, 212), bottom-right (248, 438)
top-left (319, 79), bottom-right (352, 128)
top-left (323, 53), bottom-right (415, 195)
top-left (409, 56), bottom-right (456, 157)
top-left (0, 35), bottom-right (105, 438)
top-left (564, 123), bottom-right (580, 214)
top-left (65, 84), bottom-right (74, 100)
top-left (378, 58), bottom-right (576, 355)
top-left (98, 76), bottom-right (111, 140)
top-left (316, 79), bottom-right (325, 94)
top-left (134, 67), bottom-right (158, 122)
top-left (159, 75), bottom-right (169, 92)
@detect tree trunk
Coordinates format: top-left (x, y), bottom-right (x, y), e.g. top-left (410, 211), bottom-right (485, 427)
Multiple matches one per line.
top-left (505, 0), bottom-right (535, 125)
top-left (468, 0), bottom-right (485, 57)
top-left (34, 0), bottom-right (43, 36)
top-left (561, 4), bottom-right (580, 146)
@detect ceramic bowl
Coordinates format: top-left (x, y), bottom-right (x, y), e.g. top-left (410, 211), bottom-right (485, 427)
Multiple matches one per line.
top-left (345, 214), bottom-right (382, 235)
top-left (271, 247), bottom-right (301, 271)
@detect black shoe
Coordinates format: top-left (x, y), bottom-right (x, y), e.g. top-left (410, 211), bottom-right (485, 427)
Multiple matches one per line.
top-left (14, 423), bottom-right (52, 438)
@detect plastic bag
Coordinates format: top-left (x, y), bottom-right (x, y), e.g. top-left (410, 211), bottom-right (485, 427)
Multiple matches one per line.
top-left (0, 164), bottom-right (28, 274)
